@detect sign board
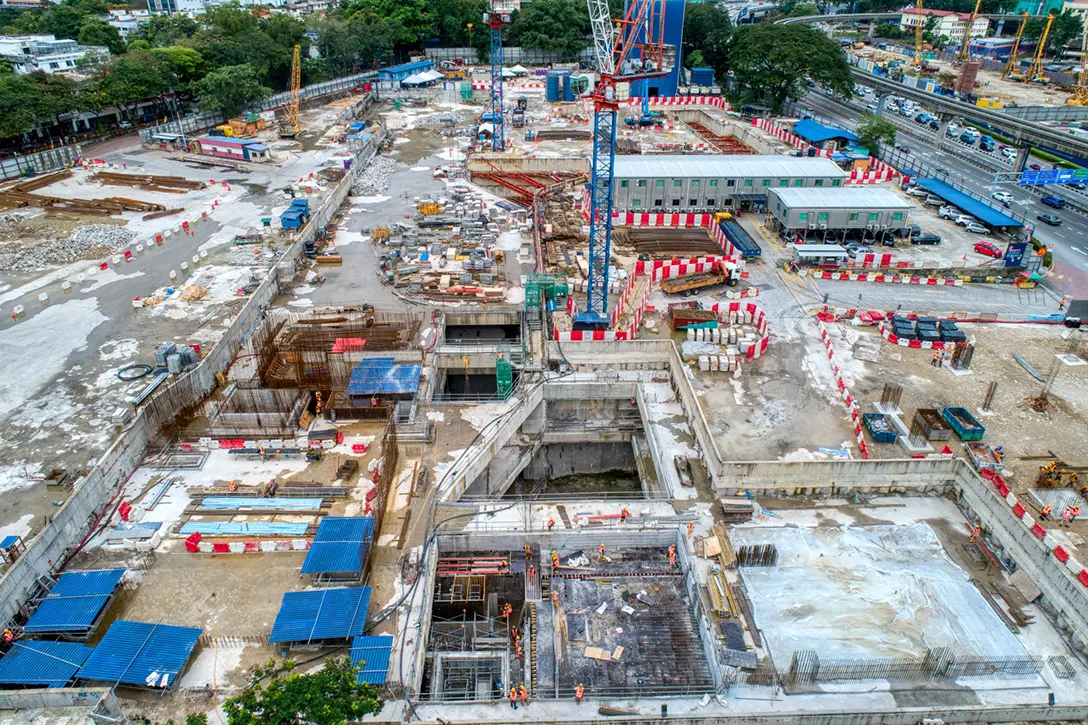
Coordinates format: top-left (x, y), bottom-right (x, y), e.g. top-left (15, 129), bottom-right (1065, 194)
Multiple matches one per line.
top-left (1004, 241), bottom-right (1028, 268)
top-left (1019, 168), bottom-right (1088, 186)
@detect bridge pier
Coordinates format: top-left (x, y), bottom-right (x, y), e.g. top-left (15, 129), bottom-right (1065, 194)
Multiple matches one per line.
top-left (935, 113), bottom-right (952, 151)
top-left (876, 93), bottom-right (890, 115)
top-left (1013, 144), bottom-right (1031, 173)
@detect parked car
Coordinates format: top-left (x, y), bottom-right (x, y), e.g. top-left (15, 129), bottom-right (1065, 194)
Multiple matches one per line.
top-left (979, 136), bottom-right (995, 152)
top-left (923, 195), bottom-right (945, 206)
top-left (906, 186), bottom-right (929, 198)
top-left (991, 191), bottom-right (1014, 204)
top-left (846, 243), bottom-right (874, 258)
top-left (959, 131), bottom-right (978, 145)
top-left (964, 222), bottom-right (990, 234)
top-left (911, 232), bottom-right (942, 245)
top-left (973, 241), bottom-right (1003, 258)
top-left (1037, 213), bottom-right (1063, 226)
top-left (1041, 194), bottom-right (1066, 209)
top-left (953, 214), bottom-right (975, 226)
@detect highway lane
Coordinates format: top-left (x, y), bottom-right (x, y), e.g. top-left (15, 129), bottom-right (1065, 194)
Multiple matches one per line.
top-left (798, 92), bottom-right (1088, 296)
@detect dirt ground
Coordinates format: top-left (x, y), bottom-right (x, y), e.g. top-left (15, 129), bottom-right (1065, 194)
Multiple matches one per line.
top-left (845, 322), bottom-right (1088, 469)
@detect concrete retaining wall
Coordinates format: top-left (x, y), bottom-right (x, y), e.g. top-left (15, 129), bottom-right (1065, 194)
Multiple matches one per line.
top-left (714, 458), bottom-right (960, 496)
top-left (466, 156), bottom-right (589, 175)
top-left (524, 441), bottom-right (636, 480)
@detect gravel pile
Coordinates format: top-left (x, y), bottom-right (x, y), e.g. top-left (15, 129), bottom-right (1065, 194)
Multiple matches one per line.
top-left (351, 154), bottom-right (398, 196)
top-left (0, 223), bottom-right (136, 272)
top-left (227, 245), bottom-right (278, 266)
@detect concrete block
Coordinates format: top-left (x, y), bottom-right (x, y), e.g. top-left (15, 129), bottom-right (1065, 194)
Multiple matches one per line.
top-left (38, 292), bottom-right (48, 304)
top-left (169, 270), bottom-right (178, 281)
top-left (180, 262), bottom-right (189, 273)
top-left (61, 281), bottom-right (71, 294)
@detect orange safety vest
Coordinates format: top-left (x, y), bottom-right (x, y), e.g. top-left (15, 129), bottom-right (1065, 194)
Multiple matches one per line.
top-left (520, 687), bottom-right (528, 701)
top-left (510, 689), bottom-right (518, 701)
top-left (1042, 504), bottom-right (1052, 515)
top-left (575, 685), bottom-right (584, 699)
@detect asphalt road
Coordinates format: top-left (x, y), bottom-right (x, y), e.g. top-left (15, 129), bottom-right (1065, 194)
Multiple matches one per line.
top-left (798, 92), bottom-right (1088, 298)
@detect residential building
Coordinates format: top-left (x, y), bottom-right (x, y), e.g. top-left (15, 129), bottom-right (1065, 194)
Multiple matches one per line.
top-left (0, 0), bottom-right (46, 8)
top-left (899, 7), bottom-right (990, 41)
top-left (612, 155), bottom-right (848, 213)
top-left (107, 11), bottom-right (154, 40)
top-left (146, 0), bottom-right (284, 14)
top-left (0, 35), bottom-right (108, 75)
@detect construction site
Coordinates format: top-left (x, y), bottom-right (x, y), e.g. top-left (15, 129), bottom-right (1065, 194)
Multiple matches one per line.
top-left (2, 0), bottom-right (1088, 721)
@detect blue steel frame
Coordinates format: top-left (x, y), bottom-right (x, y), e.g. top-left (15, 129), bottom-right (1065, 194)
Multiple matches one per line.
top-left (490, 22), bottom-right (504, 151)
top-left (583, 108), bottom-right (618, 324)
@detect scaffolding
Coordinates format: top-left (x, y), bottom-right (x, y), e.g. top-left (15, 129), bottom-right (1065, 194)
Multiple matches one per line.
top-left (496, 345), bottom-right (514, 399)
top-left (422, 651), bottom-right (508, 701)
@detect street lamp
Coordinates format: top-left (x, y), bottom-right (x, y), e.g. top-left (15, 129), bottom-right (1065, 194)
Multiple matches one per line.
top-left (466, 22), bottom-right (473, 50)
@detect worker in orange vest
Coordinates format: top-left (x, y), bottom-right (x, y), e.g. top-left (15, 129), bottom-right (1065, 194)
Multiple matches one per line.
top-left (547, 518), bottom-right (555, 531)
top-left (575, 683), bottom-right (584, 703)
top-left (551, 550), bottom-right (559, 572)
top-left (524, 542), bottom-right (532, 560)
top-left (519, 684), bottom-right (529, 704)
top-left (528, 564), bottom-right (535, 580)
top-left (687, 521), bottom-right (695, 536)
top-left (551, 590), bottom-right (559, 606)
top-left (620, 506), bottom-right (629, 523)
top-left (969, 524), bottom-right (981, 542)
top-left (509, 687), bottom-right (519, 710)
top-left (1041, 504), bottom-right (1052, 521)
top-left (598, 543), bottom-right (606, 562)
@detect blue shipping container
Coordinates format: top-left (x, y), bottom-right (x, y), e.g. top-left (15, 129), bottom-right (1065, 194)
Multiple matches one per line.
top-left (690, 67), bottom-right (715, 87)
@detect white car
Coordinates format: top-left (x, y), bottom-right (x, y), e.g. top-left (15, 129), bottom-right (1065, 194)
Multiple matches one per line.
top-left (964, 222), bottom-right (989, 234)
top-left (906, 186), bottom-right (929, 198)
top-left (938, 206), bottom-right (960, 219)
top-left (954, 214), bottom-right (975, 226)
top-left (1001, 147), bottom-right (1017, 159)
top-left (992, 191), bottom-right (1014, 204)
top-left (947, 121), bottom-right (961, 134)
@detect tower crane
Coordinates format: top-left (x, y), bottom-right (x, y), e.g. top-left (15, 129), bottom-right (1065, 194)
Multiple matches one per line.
top-left (1001, 13), bottom-right (1030, 80)
top-left (484, 0), bottom-right (513, 151)
top-left (578, 0), bottom-right (670, 328)
top-left (958, 0), bottom-right (983, 61)
top-left (912, 0), bottom-right (924, 67)
top-left (1023, 13), bottom-right (1056, 83)
top-left (279, 44), bottom-right (302, 138)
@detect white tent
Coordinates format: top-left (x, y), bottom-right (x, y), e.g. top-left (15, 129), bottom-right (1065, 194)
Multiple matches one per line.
top-left (501, 67), bottom-right (517, 78)
top-left (420, 69), bottom-right (445, 82)
top-left (510, 64), bottom-right (530, 76)
top-left (401, 72), bottom-right (430, 86)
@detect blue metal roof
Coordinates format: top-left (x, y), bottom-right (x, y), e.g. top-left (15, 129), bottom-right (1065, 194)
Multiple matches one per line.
top-left (792, 119), bottom-right (859, 144)
top-left (350, 635), bottom-right (393, 685)
top-left (0, 640), bottom-right (94, 687)
top-left (302, 517), bottom-right (375, 575)
top-left (24, 568), bottom-right (125, 633)
top-left (0, 535), bottom-right (19, 549)
top-left (378, 60), bottom-right (434, 80)
top-left (77, 620), bottom-right (202, 689)
top-left (914, 179), bottom-right (1022, 228)
top-left (346, 358), bottom-right (422, 397)
top-left (269, 586), bottom-right (371, 644)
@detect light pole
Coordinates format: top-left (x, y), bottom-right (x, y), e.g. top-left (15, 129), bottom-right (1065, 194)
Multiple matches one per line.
top-left (466, 22), bottom-right (473, 57)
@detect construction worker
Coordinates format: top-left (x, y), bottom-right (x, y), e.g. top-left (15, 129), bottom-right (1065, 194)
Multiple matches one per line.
top-left (620, 506), bottom-right (629, 523)
top-left (551, 590), bottom-right (559, 606)
top-left (515, 645), bottom-right (523, 661)
top-left (547, 518), bottom-right (555, 531)
top-left (1072, 504), bottom-right (1081, 523)
top-left (1041, 503), bottom-right (1052, 521)
top-left (687, 521), bottom-right (695, 536)
top-left (1062, 506), bottom-right (1074, 527)
top-left (501, 602), bottom-right (512, 619)
top-left (969, 524), bottom-right (981, 543)
top-left (528, 564), bottom-right (535, 580)
top-left (575, 683), bottom-right (584, 703)
top-left (524, 542), bottom-right (532, 561)
top-left (519, 684), bottom-right (529, 704)
top-left (370, 395), bottom-right (378, 408)
top-left (510, 687), bottom-right (519, 709)
top-left (931, 350), bottom-right (940, 367)
top-left (551, 550), bottom-right (559, 572)
top-left (598, 543), bottom-right (606, 562)
top-left (1071, 471), bottom-right (1080, 487)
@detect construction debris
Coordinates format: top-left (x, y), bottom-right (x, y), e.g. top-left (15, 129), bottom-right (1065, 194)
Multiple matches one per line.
top-left (0, 223), bottom-right (136, 272)
top-left (352, 154), bottom-right (398, 196)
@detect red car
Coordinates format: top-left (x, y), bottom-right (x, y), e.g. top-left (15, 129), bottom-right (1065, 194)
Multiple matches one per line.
top-left (973, 241), bottom-right (1003, 258)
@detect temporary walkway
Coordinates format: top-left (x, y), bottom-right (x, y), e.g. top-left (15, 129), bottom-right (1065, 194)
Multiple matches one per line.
top-left (24, 568), bottom-right (125, 636)
top-left (269, 586), bottom-right (372, 644)
top-left (349, 634), bottom-right (394, 684)
top-left (302, 517), bottom-right (376, 583)
top-left (913, 179), bottom-right (1022, 228)
top-left (0, 640), bottom-right (94, 688)
top-left (77, 620), bottom-right (202, 690)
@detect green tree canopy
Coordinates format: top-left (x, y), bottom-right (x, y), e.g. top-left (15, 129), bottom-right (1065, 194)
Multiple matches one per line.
top-left (224, 657), bottom-right (383, 725)
top-left (855, 111), bottom-right (897, 151)
top-left (507, 0), bottom-right (591, 60)
top-left (77, 18), bottom-right (126, 54)
top-left (0, 74), bottom-right (38, 137)
top-left (342, 0), bottom-right (435, 44)
top-left (729, 23), bottom-right (853, 110)
top-left (96, 52), bottom-right (168, 117)
top-left (682, 2), bottom-right (732, 82)
top-left (193, 63), bottom-right (271, 117)
top-left (1027, 10), bottom-right (1084, 54)
top-left (311, 13), bottom-right (399, 76)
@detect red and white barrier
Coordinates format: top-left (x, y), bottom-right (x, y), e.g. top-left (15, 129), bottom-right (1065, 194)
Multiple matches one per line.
top-left (628, 96), bottom-right (729, 109)
top-left (191, 539), bottom-right (312, 554)
top-left (877, 322), bottom-right (958, 350)
top-left (979, 468), bottom-right (1088, 590)
top-left (817, 322), bottom-right (870, 459)
top-left (751, 117), bottom-right (810, 151)
top-left (711, 300), bottom-right (770, 361)
top-left (812, 270), bottom-right (963, 286)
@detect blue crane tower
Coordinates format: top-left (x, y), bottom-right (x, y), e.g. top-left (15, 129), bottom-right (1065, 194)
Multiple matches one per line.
top-left (577, 0), bottom-right (671, 328)
top-left (484, 1), bottom-right (513, 151)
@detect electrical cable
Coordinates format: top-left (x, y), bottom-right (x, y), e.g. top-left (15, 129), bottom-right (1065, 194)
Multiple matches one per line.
top-left (117, 363), bottom-right (153, 381)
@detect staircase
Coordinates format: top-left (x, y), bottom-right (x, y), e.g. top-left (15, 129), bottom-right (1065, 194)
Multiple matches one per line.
top-left (524, 551), bottom-right (542, 601)
top-left (529, 602), bottom-right (539, 695)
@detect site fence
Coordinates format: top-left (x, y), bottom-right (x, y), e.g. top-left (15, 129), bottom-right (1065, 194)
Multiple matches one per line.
top-left (784, 649), bottom-right (1042, 686)
top-left (424, 46), bottom-right (593, 65)
top-left (0, 144), bottom-right (84, 182)
top-left (0, 120), bottom-right (385, 625)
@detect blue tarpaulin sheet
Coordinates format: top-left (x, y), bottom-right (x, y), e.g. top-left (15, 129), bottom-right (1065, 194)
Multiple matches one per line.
top-left (792, 119), bottom-right (858, 144)
top-left (269, 586), bottom-right (371, 644)
top-left (346, 357), bottom-right (422, 397)
top-left (179, 522), bottom-right (310, 536)
top-left (350, 635), bottom-right (393, 684)
top-left (24, 568), bottom-right (125, 633)
top-left (913, 179), bottom-right (1022, 228)
top-left (197, 497), bottom-right (323, 511)
top-left (78, 620), bottom-right (202, 689)
top-left (302, 517), bottom-right (375, 575)
top-left (0, 640), bottom-right (94, 687)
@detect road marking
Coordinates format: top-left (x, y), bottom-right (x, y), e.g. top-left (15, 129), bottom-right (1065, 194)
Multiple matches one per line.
top-left (1072, 247), bottom-right (1088, 256)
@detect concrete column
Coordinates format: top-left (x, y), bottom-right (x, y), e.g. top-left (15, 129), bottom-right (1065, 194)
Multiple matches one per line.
top-left (995, 18), bottom-right (1006, 35)
top-left (867, 22), bottom-right (875, 39)
top-left (876, 93), bottom-right (890, 115)
top-left (1013, 144), bottom-right (1031, 173)
top-left (936, 114), bottom-right (952, 151)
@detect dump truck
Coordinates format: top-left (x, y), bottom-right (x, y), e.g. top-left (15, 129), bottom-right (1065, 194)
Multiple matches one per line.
top-left (660, 259), bottom-right (739, 296)
top-left (716, 215), bottom-right (762, 262)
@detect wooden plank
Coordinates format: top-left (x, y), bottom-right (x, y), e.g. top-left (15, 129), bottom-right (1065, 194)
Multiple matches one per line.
top-left (703, 536), bottom-right (722, 558)
top-left (611, 646), bottom-right (624, 660)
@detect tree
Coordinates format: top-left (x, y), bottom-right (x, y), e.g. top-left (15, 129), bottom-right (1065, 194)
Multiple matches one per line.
top-left (342, 0), bottom-right (434, 44)
top-left (185, 715), bottom-right (208, 725)
top-left (855, 112), bottom-right (896, 151)
top-left (224, 657), bottom-right (383, 725)
top-left (682, 2), bottom-right (731, 80)
top-left (149, 46), bottom-right (205, 88)
top-left (96, 52), bottom-right (168, 120)
top-left (507, 0), bottom-right (591, 59)
top-left (1044, 10), bottom-right (1083, 54)
top-left (729, 24), bottom-right (853, 110)
top-left (78, 18), bottom-right (126, 54)
top-left (685, 50), bottom-right (705, 68)
top-left (312, 14), bottom-right (399, 76)
top-left (0, 74), bottom-right (37, 137)
top-left (193, 64), bottom-right (271, 117)
top-left (874, 21), bottom-right (906, 39)
top-left (785, 3), bottom-right (819, 18)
